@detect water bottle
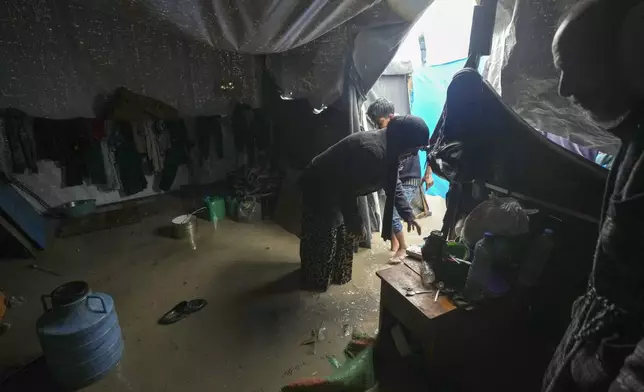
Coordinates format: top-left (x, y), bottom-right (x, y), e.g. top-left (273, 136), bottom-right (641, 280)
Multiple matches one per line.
top-left (518, 229), bottom-right (554, 287)
top-left (420, 261), bottom-right (436, 288)
top-left (464, 232), bottom-right (494, 300)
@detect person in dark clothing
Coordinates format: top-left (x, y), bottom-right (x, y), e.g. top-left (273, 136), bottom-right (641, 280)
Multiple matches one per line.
top-left (367, 98), bottom-right (434, 261)
top-left (299, 115), bottom-right (429, 291)
top-left (543, 1), bottom-right (644, 391)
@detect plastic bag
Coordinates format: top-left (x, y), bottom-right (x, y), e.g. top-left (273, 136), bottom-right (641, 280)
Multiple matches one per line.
top-left (461, 195), bottom-right (537, 247)
top-left (282, 335), bottom-right (376, 392)
top-left (237, 197), bottom-right (262, 223)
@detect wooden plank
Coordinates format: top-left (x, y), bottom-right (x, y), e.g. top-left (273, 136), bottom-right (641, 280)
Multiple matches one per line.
top-left (402, 257), bottom-right (423, 276)
top-left (57, 205), bottom-right (143, 238)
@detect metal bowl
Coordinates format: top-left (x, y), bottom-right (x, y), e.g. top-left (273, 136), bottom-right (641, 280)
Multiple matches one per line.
top-left (59, 199), bottom-right (97, 218)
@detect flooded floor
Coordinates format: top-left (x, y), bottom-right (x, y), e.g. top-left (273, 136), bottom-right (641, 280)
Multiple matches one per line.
top-left (0, 197), bottom-right (445, 392)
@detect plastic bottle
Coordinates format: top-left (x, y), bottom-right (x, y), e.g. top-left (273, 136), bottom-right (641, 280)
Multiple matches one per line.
top-left (420, 261), bottom-right (436, 288)
top-left (518, 229), bottom-right (554, 287)
top-left (463, 232), bottom-right (494, 300)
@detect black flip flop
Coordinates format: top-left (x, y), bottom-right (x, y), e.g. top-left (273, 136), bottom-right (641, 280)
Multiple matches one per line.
top-left (158, 299), bottom-right (207, 325)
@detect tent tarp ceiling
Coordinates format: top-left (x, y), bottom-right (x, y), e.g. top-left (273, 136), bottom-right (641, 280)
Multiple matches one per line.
top-left (2, 0), bottom-right (620, 155)
top-left (0, 0), bottom-right (430, 118)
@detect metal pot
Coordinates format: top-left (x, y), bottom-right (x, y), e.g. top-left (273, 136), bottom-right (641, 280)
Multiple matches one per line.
top-left (171, 214), bottom-right (197, 250)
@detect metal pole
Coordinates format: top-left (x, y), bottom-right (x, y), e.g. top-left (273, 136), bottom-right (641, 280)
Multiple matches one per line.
top-left (466, 0), bottom-right (499, 69)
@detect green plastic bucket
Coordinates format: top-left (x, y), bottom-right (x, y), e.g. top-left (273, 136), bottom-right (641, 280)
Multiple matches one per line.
top-left (204, 197), bottom-right (226, 222)
top-left (446, 241), bottom-right (470, 260)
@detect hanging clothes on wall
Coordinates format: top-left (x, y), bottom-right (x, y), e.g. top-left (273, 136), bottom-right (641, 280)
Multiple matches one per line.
top-left (101, 121), bottom-right (121, 191)
top-left (33, 118), bottom-right (92, 187)
top-left (195, 115), bottom-right (224, 164)
top-left (158, 119), bottom-right (190, 191)
top-left (131, 122), bottom-right (148, 155)
top-left (231, 103), bottom-right (255, 164)
top-left (143, 119), bottom-right (165, 173)
top-left (23, 117), bottom-right (37, 172)
top-left (112, 122), bottom-right (148, 196)
top-left (85, 118), bottom-right (108, 186)
top-left (0, 118), bottom-right (12, 178)
top-left (8, 86), bottom-right (243, 203)
top-left (60, 119), bottom-right (91, 187)
top-left (102, 87), bottom-right (181, 195)
top-left (10, 85), bottom-right (242, 201)
top-left (4, 109), bottom-right (37, 174)
top-left (252, 108), bottom-right (271, 161)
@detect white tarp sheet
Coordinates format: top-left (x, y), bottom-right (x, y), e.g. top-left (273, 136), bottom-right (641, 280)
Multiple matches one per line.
top-left (482, 0), bottom-right (620, 154)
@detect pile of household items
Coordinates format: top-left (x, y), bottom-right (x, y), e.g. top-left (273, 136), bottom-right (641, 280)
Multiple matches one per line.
top-left (413, 194), bottom-right (553, 304)
top-left (226, 166), bottom-right (281, 222)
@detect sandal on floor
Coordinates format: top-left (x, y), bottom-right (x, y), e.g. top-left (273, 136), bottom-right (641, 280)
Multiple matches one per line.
top-left (158, 299), bottom-right (207, 325)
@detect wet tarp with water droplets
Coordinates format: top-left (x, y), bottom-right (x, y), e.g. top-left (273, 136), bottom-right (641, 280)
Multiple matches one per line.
top-left (0, 0), bottom-right (430, 118)
top-left (482, 0), bottom-right (620, 154)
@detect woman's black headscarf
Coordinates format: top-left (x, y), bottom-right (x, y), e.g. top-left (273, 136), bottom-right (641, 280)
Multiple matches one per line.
top-left (382, 115), bottom-right (430, 241)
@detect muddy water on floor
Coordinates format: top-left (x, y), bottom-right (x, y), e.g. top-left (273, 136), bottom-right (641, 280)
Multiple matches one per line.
top-left (0, 197), bottom-right (445, 392)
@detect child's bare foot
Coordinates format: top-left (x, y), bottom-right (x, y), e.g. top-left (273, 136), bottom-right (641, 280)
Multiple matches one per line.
top-left (393, 248), bottom-right (407, 259)
top-left (389, 248), bottom-right (407, 264)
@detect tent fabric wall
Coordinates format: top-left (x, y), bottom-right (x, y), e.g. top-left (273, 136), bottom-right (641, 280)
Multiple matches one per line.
top-left (411, 59), bottom-right (467, 199)
top-left (363, 74), bottom-right (412, 131)
top-left (0, 0), bottom-right (261, 118)
top-left (51, 0), bottom-right (394, 55)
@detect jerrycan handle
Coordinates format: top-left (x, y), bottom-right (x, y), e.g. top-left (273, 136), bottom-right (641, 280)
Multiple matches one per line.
top-left (87, 295), bottom-right (108, 314)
